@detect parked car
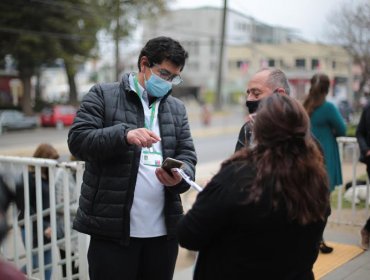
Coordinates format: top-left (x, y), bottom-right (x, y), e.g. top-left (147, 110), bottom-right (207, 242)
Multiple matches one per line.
top-left (40, 105), bottom-right (77, 128)
top-left (0, 110), bottom-right (39, 134)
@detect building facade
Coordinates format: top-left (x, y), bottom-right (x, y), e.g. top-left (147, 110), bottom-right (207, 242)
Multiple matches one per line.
top-left (137, 7), bottom-right (296, 99)
top-left (227, 43), bottom-right (352, 102)
top-left (131, 7), bottom-right (353, 105)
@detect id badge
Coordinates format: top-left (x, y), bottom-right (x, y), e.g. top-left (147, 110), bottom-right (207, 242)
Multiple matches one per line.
top-left (142, 150), bottom-right (163, 167)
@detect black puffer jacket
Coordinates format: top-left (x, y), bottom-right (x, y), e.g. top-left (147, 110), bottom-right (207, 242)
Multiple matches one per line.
top-left (356, 103), bottom-right (370, 163)
top-left (68, 73), bottom-right (197, 245)
top-left (235, 122), bottom-right (253, 151)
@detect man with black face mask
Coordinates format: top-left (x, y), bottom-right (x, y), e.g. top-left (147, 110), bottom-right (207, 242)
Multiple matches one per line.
top-left (235, 68), bottom-right (290, 150)
top-left (0, 176), bottom-right (25, 280)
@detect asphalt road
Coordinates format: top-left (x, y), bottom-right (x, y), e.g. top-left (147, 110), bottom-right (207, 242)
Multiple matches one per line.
top-left (0, 105), bottom-right (244, 164)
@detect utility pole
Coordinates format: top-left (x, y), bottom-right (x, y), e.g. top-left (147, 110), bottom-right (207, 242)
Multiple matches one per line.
top-left (114, 0), bottom-right (120, 81)
top-left (215, 0), bottom-right (227, 110)
top-left (347, 56), bottom-right (353, 106)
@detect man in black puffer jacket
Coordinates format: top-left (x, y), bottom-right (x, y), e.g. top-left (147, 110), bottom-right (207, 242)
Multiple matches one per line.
top-left (68, 36), bottom-right (197, 280)
top-left (356, 102), bottom-right (370, 250)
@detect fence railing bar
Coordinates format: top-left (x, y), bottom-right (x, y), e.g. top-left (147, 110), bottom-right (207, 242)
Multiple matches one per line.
top-left (23, 165), bottom-right (33, 278)
top-left (35, 166), bottom-right (45, 280)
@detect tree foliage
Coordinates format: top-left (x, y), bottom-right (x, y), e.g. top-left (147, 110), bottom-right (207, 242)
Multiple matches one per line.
top-left (0, 0), bottom-right (170, 113)
top-left (0, 0), bottom-right (104, 113)
top-left (327, 0), bottom-right (370, 95)
top-left (100, 0), bottom-right (170, 80)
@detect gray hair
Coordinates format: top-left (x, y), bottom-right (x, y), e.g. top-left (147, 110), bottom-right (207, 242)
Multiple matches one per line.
top-left (259, 68), bottom-right (291, 95)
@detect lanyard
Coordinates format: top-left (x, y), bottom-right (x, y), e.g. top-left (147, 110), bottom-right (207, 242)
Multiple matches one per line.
top-left (133, 76), bottom-right (158, 131)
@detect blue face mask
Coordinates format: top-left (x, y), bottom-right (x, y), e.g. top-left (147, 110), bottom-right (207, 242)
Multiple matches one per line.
top-left (145, 70), bottom-right (172, 98)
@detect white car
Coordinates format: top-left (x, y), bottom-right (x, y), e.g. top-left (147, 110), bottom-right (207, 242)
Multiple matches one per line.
top-left (0, 110), bottom-right (39, 134)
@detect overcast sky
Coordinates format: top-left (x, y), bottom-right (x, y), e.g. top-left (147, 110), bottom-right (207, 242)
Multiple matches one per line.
top-left (169, 0), bottom-right (359, 41)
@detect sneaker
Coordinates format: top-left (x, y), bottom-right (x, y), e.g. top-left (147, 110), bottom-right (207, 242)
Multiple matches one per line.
top-left (360, 228), bottom-right (370, 250)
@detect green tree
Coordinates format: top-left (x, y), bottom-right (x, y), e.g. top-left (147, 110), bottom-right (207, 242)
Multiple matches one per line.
top-left (60, 0), bottom-right (170, 102)
top-left (0, 0), bottom-right (170, 112)
top-left (0, 0), bottom-right (59, 114)
top-left (0, 0), bottom-right (102, 112)
top-left (327, 1), bottom-right (370, 97)
top-left (101, 0), bottom-right (170, 80)
top-left (39, 0), bottom-right (104, 105)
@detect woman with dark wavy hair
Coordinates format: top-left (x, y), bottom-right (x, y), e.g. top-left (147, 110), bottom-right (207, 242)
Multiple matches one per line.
top-left (177, 94), bottom-right (330, 280)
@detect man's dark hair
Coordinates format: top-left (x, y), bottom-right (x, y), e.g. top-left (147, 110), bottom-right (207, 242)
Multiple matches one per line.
top-left (137, 36), bottom-right (188, 71)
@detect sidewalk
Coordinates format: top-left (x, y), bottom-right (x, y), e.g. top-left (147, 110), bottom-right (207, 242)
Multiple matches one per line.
top-left (321, 160), bottom-right (370, 280)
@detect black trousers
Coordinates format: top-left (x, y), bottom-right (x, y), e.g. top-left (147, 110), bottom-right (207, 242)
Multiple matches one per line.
top-left (59, 249), bottom-right (79, 278)
top-left (364, 164), bottom-right (370, 232)
top-left (88, 236), bottom-right (178, 280)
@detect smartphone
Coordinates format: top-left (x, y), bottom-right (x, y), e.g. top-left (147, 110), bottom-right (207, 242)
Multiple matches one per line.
top-left (161, 157), bottom-right (184, 175)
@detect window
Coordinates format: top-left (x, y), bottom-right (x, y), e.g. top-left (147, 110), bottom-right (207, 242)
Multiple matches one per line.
top-left (311, 59), bottom-right (319, 70)
top-left (238, 60), bottom-right (249, 72)
top-left (332, 61), bottom-right (336, 69)
top-left (186, 41), bottom-right (200, 56)
top-left (193, 41), bottom-right (199, 56)
top-left (295, 59), bottom-right (306, 68)
top-left (268, 59), bottom-right (275, 67)
top-left (279, 59), bottom-right (285, 68)
top-left (210, 37), bottom-right (216, 54)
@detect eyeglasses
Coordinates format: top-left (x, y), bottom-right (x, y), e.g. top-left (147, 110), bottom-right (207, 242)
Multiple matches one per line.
top-left (152, 64), bottom-right (183, 85)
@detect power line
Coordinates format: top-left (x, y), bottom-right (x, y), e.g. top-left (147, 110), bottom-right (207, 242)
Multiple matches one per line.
top-left (0, 0), bottom-right (113, 22)
top-left (0, 26), bottom-right (96, 41)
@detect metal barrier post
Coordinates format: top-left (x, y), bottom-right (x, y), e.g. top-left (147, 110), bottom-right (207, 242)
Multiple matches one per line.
top-left (63, 167), bottom-right (73, 279)
top-left (35, 166), bottom-right (45, 280)
top-left (337, 140), bottom-right (344, 224)
top-left (11, 204), bottom-right (20, 267)
top-left (48, 166), bottom-right (59, 279)
top-left (366, 176), bottom-right (370, 216)
top-left (351, 143), bottom-right (358, 225)
top-left (75, 162), bottom-right (89, 280)
top-left (23, 165), bottom-right (33, 277)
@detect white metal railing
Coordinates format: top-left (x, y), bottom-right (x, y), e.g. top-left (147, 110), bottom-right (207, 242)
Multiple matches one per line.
top-left (334, 137), bottom-right (370, 226)
top-left (0, 156), bottom-right (88, 280)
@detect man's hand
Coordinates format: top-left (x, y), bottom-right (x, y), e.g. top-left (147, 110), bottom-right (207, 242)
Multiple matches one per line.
top-left (155, 168), bottom-right (183, 186)
top-left (44, 227), bottom-right (52, 239)
top-left (366, 150), bottom-right (370, 157)
top-left (127, 128), bottom-right (161, 148)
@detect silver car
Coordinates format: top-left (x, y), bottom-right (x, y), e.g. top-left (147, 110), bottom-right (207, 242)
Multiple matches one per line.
top-left (0, 110), bottom-right (39, 134)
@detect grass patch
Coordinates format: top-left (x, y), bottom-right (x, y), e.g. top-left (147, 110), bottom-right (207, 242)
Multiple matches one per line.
top-left (346, 124), bottom-right (357, 137)
top-left (331, 185), bottom-right (368, 209)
